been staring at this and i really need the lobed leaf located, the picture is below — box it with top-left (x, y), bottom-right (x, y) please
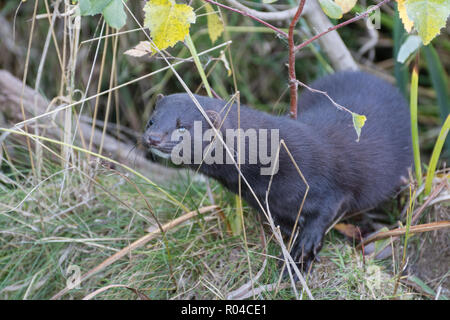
top-left (405, 0), bottom-right (450, 45)
top-left (143, 0), bottom-right (196, 53)
top-left (397, 0), bottom-right (414, 32)
top-left (103, 0), bottom-right (127, 29)
top-left (78, 0), bottom-right (127, 29)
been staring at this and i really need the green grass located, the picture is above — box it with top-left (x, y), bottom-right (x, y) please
top-left (1, 0), bottom-right (447, 301)
top-left (0, 146), bottom-right (413, 300)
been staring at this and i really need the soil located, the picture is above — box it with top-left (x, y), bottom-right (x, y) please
top-left (408, 203), bottom-right (450, 295)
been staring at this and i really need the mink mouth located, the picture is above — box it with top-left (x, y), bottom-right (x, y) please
top-left (148, 142), bottom-right (178, 159)
top-left (150, 147), bottom-right (171, 159)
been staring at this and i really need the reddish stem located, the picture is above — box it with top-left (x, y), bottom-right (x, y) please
top-left (202, 0), bottom-right (392, 120)
top-left (294, 0), bottom-right (391, 52)
top-left (202, 0), bottom-right (288, 38)
top-left (288, 0), bottom-right (306, 119)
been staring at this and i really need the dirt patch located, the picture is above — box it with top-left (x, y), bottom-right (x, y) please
top-left (408, 203), bottom-right (450, 295)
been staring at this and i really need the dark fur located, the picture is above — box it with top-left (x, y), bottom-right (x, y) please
top-left (142, 71), bottom-right (412, 269)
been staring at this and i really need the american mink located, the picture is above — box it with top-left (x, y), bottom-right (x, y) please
top-left (142, 71), bottom-right (412, 270)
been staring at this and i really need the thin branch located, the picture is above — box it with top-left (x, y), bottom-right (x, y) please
top-left (294, 79), bottom-right (353, 115)
top-left (220, 0), bottom-right (357, 71)
top-left (288, 0), bottom-right (306, 119)
top-left (225, 0), bottom-right (312, 21)
top-left (202, 0), bottom-right (288, 38)
top-left (294, 0), bottom-right (391, 52)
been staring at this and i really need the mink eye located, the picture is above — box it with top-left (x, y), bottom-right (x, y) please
top-left (176, 118), bottom-right (186, 131)
top-left (146, 119), bottom-right (154, 129)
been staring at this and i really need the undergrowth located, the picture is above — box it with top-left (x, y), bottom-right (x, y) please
top-left (0, 143), bottom-right (414, 300)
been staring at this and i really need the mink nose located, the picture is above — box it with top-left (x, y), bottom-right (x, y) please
top-left (143, 132), bottom-right (162, 147)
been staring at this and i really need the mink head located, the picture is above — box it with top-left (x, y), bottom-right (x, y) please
top-left (142, 93), bottom-right (225, 163)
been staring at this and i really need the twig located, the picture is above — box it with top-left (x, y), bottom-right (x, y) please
top-left (411, 181), bottom-right (446, 223)
top-left (295, 79), bottom-right (353, 115)
top-left (202, 0), bottom-right (288, 38)
top-left (225, 0), bottom-right (311, 21)
top-left (206, 0), bottom-right (361, 113)
top-left (356, 220), bottom-right (450, 249)
top-left (222, 0), bottom-right (357, 71)
top-left (288, 0), bottom-right (306, 119)
top-left (294, 0), bottom-right (391, 52)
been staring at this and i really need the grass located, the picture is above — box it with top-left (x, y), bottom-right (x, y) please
top-left (0, 143), bottom-right (415, 299)
top-left (0, 0), bottom-right (448, 300)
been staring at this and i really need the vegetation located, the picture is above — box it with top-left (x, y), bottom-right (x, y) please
top-left (0, 0), bottom-right (448, 300)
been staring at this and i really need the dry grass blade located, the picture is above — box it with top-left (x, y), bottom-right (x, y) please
top-left (357, 220), bottom-right (450, 249)
top-left (82, 284), bottom-right (150, 300)
top-left (266, 140), bottom-right (312, 299)
top-left (226, 224), bottom-right (268, 299)
top-left (51, 205), bottom-right (219, 299)
top-left (412, 179), bottom-right (448, 223)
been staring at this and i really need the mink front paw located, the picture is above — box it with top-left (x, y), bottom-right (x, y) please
top-left (279, 229), bottom-right (324, 281)
top-left (290, 228), bottom-right (324, 273)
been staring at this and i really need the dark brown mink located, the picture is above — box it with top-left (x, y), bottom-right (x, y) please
top-left (142, 71), bottom-right (412, 270)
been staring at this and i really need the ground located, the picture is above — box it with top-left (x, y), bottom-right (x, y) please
top-left (1, 162), bottom-right (447, 300)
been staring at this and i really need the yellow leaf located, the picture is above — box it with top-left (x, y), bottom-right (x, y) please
top-left (404, 0), bottom-right (450, 45)
top-left (397, 0), bottom-right (414, 32)
top-left (205, 3), bottom-right (224, 44)
top-left (143, 0), bottom-right (196, 52)
top-left (335, 0), bottom-right (358, 14)
top-left (352, 112), bottom-right (367, 142)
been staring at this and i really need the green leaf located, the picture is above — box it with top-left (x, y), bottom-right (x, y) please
top-left (79, 0), bottom-right (93, 15)
top-left (404, 0), bottom-right (450, 45)
top-left (424, 115), bottom-right (450, 195)
top-left (319, 0), bottom-right (343, 19)
top-left (352, 112), bottom-right (367, 142)
top-left (79, 0), bottom-right (112, 16)
top-left (78, 0), bottom-right (127, 29)
top-left (410, 62), bottom-right (422, 183)
top-left (408, 275), bottom-right (448, 299)
top-left (397, 35), bottom-right (422, 63)
top-left (423, 44), bottom-right (450, 158)
top-left (102, 0), bottom-right (127, 29)
top-left (393, 3), bottom-right (410, 97)
top-left (423, 45), bottom-right (450, 126)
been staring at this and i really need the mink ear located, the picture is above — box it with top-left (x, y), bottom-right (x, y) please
top-left (205, 110), bottom-right (222, 129)
top-left (156, 93), bottom-right (164, 102)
